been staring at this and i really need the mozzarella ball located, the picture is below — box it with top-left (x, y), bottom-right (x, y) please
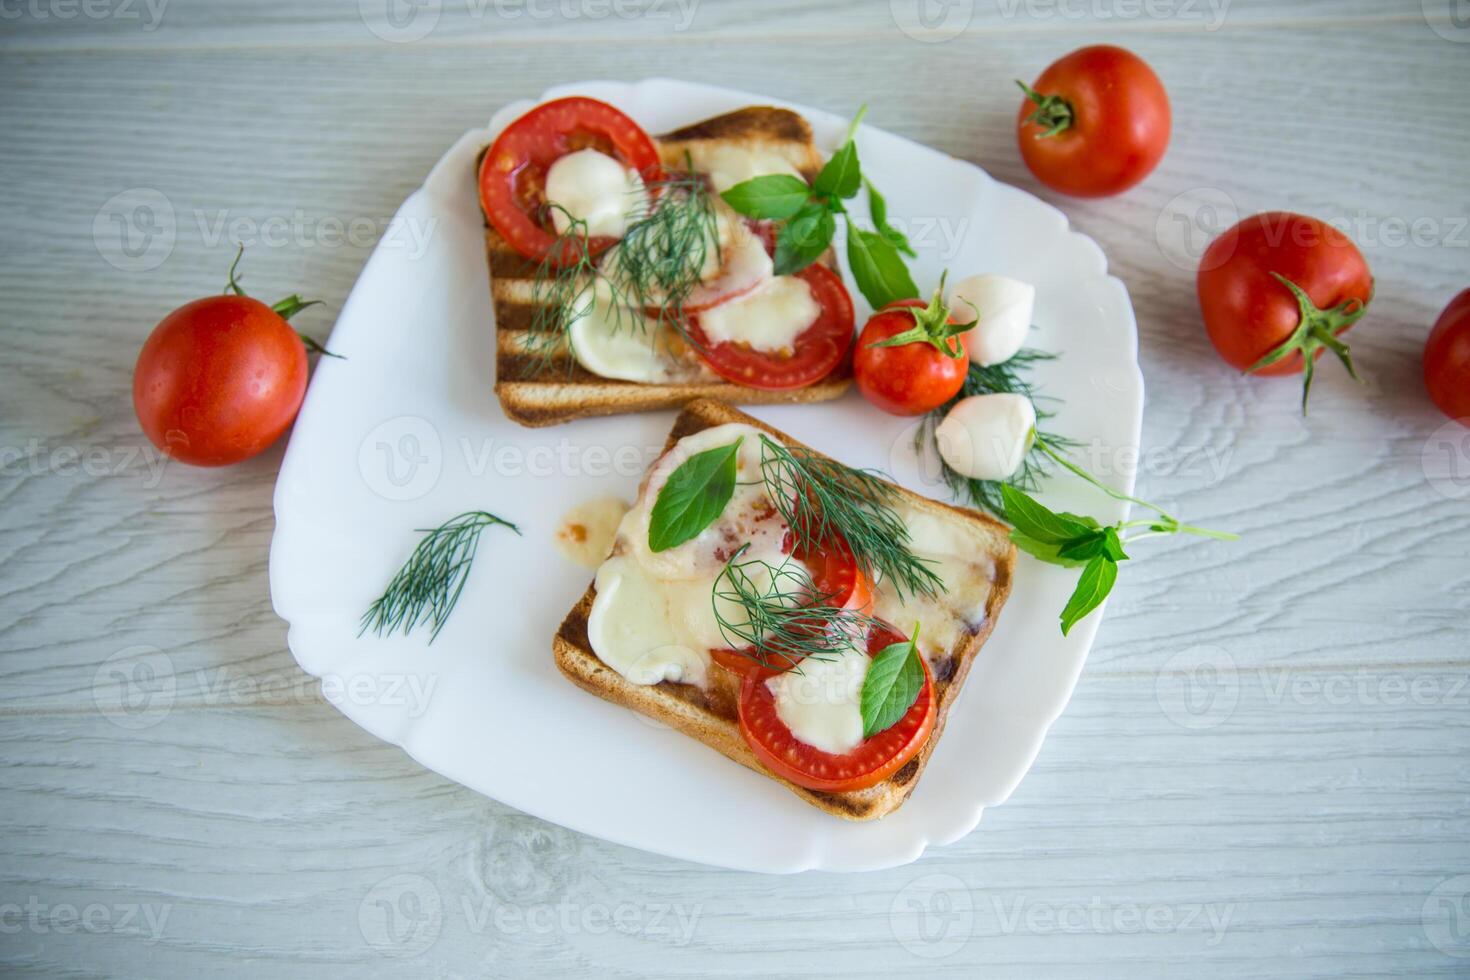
top-left (949, 274), bottom-right (1036, 367)
top-left (543, 149), bottom-right (647, 238)
top-left (935, 393), bottom-right (1038, 481)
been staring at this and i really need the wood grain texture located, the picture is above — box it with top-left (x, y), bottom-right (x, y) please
top-left (0, 5), bottom-right (1467, 977)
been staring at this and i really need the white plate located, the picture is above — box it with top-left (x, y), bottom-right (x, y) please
top-left (269, 78), bottom-right (1142, 874)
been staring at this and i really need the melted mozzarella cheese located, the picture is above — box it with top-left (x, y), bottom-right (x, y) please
top-left (623, 424), bottom-right (790, 582)
top-left (871, 506), bottom-right (996, 663)
top-left (588, 556), bottom-right (709, 687)
top-left (568, 300), bottom-right (705, 384)
top-left (766, 647), bottom-right (870, 755)
top-left (680, 144), bottom-right (804, 193)
top-left (544, 148), bottom-right (647, 239)
top-left (554, 497), bottom-right (630, 569)
top-left (587, 424), bottom-right (795, 689)
top-left (695, 275), bottom-right (820, 353)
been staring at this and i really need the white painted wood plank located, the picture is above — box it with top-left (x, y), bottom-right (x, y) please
top-left (0, 0), bottom-right (1426, 51)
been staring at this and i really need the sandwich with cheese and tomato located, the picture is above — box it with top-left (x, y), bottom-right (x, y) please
top-left (553, 399), bottom-right (1016, 820)
top-left (478, 97), bottom-right (856, 427)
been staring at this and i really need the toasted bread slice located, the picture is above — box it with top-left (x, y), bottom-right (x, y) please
top-left (552, 400), bottom-right (1017, 821)
top-left (485, 106), bottom-right (851, 428)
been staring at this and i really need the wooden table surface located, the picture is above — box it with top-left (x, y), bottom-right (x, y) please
top-left (3, 1), bottom-right (1468, 976)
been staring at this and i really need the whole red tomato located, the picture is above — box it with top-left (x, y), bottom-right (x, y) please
top-left (1016, 45), bottom-right (1170, 198)
top-left (134, 253), bottom-right (326, 466)
top-left (853, 285), bottom-right (972, 417)
top-left (1197, 212), bottom-right (1373, 412)
top-left (1425, 289), bottom-right (1470, 424)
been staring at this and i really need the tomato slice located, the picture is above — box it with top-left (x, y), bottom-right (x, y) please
top-left (709, 536), bottom-right (872, 680)
top-left (687, 262), bottom-right (855, 390)
top-left (738, 623), bottom-right (936, 793)
top-left (478, 97), bottom-right (661, 266)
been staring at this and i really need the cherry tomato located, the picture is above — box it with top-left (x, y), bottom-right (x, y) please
top-left (853, 297), bottom-right (971, 416)
top-left (133, 294), bottom-right (308, 467)
top-left (1425, 288), bottom-right (1470, 424)
top-left (1016, 45), bottom-right (1170, 198)
top-left (687, 263), bottom-right (855, 390)
top-left (738, 623), bottom-right (935, 793)
top-left (1197, 212), bottom-right (1374, 411)
top-left (709, 536), bottom-right (873, 679)
top-left (478, 96), bottom-right (661, 265)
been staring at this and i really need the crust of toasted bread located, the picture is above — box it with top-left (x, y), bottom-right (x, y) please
top-left (552, 400), bottom-right (1017, 820)
top-left (484, 106), bottom-right (849, 428)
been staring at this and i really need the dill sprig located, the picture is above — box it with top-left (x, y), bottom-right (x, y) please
top-left (712, 546), bottom-right (878, 670)
top-left (523, 167), bottom-right (720, 377)
top-left (360, 511), bottom-right (520, 643)
top-left (917, 348), bottom-right (1075, 518)
top-left (757, 435), bottom-right (942, 601)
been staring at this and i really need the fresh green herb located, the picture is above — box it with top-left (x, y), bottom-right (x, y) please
top-left (866, 272), bottom-right (968, 358)
top-left (524, 169), bottom-right (719, 376)
top-left (860, 622), bottom-right (924, 738)
top-left (1001, 452), bottom-right (1237, 636)
top-left (813, 139), bottom-right (861, 199)
top-left (774, 202), bottom-right (835, 276)
top-left (648, 437), bottom-right (743, 553)
top-left (720, 105), bottom-right (920, 309)
top-left (361, 511), bottom-right (521, 643)
top-left (720, 174), bottom-right (810, 219)
top-left (865, 179), bottom-right (916, 257)
top-left (846, 228), bottom-right (919, 309)
top-left (917, 348), bottom-right (1070, 517)
top-left (756, 435), bottom-right (942, 601)
top-left (712, 546), bottom-right (877, 670)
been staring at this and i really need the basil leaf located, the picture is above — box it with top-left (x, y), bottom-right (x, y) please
top-left (845, 226), bottom-right (919, 310)
top-left (866, 179), bottom-right (916, 257)
top-left (1059, 554), bottom-right (1118, 635)
top-left (1101, 526), bottom-right (1129, 562)
top-left (648, 437), bottom-right (743, 553)
top-left (1011, 531), bottom-right (1093, 568)
top-left (860, 630), bottom-right (923, 739)
top-left (1000, 484), bottom-right (1096, 546)
top-left (720, 175), bottom-right (813, 220)
top-left (774, 204), bottom-right (835, 275)
top-left (1057, 531), bottom-right (1107, 562)
top-left (814, 141), bottom-right (861, 199)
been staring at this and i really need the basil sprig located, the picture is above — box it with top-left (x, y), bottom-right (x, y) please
top-left (860, 623), bottom-right (924, 738)
top-left (720, 106), bottom-right (919, 309)
top-left (1001, 446), bottom-right (1238, 635)
top-left (648, 437), bottom-right (743, 553)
